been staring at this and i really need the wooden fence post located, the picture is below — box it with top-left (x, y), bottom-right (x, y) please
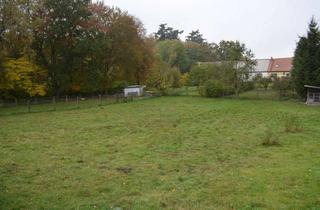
top-left (99, 94), bottom-right (102, 106)
top-left (66, 95), bottom-right (69, 103)
top-left (53, 96), bottom-right (56, 111)
top-left (77, 96), bottom-right (79, 109)
top-left (27, 99), bottom-right (31, 113)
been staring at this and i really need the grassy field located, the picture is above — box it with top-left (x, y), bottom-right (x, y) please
top-left (1, 96), bottom-right (320, 209)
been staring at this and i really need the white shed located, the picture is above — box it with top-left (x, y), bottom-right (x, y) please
top-left (124, 85), bottom-right (144, 97)
top-left (305, 85), bottom-right (320, 105)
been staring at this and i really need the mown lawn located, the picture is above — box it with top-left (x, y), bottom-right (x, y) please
top-left (1, 96), bottom-right (320, 210)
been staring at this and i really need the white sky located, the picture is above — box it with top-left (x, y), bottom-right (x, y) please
top-left (101, 0), bottom-right (320, 58)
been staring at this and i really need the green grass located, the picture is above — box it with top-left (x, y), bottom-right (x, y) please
top-left (1, 96), bottom-right (320, 209)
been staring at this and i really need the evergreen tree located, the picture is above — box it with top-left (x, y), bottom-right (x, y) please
top-left (292, 18), bottom-right (320, 98)
top-left (186, 30), bottom-right (206, 44)
top-left (154, 24), bottom-right (183, 41)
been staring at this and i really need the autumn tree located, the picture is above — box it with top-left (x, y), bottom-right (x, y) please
top-left (0, 0), bottom-right (33, 59)
top-left (84, 3), bottom-right (154, 93)
top-left (0, 57), bottom-right (47, 99)
top-left (32, 0), bottom-right (91, 96)
top-left (0, 0), bottom-right (47, 99)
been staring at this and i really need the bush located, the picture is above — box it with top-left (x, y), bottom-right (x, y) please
top-left (261, 129), bottom-right (280, 146)
top-left (199, 80), bottom-right (225, 98)
top-left (108, 81), bottom-right (127, 94)
top-left (206, 80), bottom-right (224, 97)
top-left (198, 85), bottom-right (207, 97)
top-left (241, 81), bottom-right (255, 92)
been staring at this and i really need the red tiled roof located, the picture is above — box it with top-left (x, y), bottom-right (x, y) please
top-left (268, 57), bottom-right (293, 72)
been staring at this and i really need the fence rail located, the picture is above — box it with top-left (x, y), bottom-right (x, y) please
top-left (0, 93), bottom-right (155, 116)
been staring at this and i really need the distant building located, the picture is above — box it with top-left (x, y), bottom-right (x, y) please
top-left (124, 85), bottom-right (144, 97)
top-left (198, 57), bottom-right (294, 79)
top-left (252, 59), bottom-right (270, 78)
top-left (268, 57), bottom-right (293, 78)
top-left (252, 57), bottom-right (293, 78)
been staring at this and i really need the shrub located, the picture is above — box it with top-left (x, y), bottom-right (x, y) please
top-left (108, 81), bottom-right (127, 94)
top-left (261, 129), bottom-right (280, 146)
top-left (198, 85), bottom-right (207, 97)
top-left (241, 81), bottom-right (255, 92)
top-left (284, 116), bottom-right (303, 133)
top-left (203, 80), bottom-right (224, 98)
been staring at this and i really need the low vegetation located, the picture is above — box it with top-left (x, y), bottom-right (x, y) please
top-left (261, 128), bottom-right (280, 146)
top-left (1, 96), bottom-right (320, 209)
top-left (284, 115), bottom-right (304, 133)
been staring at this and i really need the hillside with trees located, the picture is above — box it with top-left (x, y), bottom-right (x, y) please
top-left (0, 0), bottom-right (257, 100)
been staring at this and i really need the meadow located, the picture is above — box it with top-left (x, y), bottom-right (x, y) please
top-left (1, 95), bottom-right (320, 209)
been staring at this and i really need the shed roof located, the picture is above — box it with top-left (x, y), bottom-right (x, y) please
top-left (304, 85), bottom-right (320, 90)
top-left (125, 85), bottom-right (144, 89)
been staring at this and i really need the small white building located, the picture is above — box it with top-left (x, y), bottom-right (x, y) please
top-left (305, 85), bottom-right (320, 105)
top-left (124, 85), bottom-right (144, 97)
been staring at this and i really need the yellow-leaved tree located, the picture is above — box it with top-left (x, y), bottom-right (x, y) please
top-left (0, 57), bottom-right (47, 98)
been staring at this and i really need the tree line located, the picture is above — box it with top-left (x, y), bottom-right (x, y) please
top-left (0, 0), bottom-right (154, 99)
top-left (7, 0), bottom-right (308, 102)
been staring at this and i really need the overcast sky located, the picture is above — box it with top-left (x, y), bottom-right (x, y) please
top-left (102, 0), bottom-right (320, 58)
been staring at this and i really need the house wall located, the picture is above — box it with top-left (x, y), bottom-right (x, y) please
top-left (254, 59), bottom-right (270, 73)
top-left (269, 72), bottom-right (290, 78)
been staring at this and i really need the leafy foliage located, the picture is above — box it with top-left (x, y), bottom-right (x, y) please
top-left (202, 80), bottom-right (225, 97)
top-left (213, 40), bottom-right (256, 96)
top-left (184, 42), bottom-right (214, 68)
top-left (155, 40), bottom-right (190, 72)
top-left (0, 1), bottom-right (256, 99)
top-left (0, 0), bottom-right (155, 97)
top-left (188, 40), bottom-right (255, 98)
top-left (272, 77), bottom-right (293, 99)
top-left (147, 58), bottom-right (181, 94)
top-left (254, 74), bottom-right (272, 90)
top-left (0, 0), bottom-right (33, 58)
top-left (0, 57), bottom-right (47, 98)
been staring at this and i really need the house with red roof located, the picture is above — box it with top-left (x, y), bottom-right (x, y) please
top-left (199, 57), bottom-right (294, 79)
top-left (267, 57), bottom-right (293, 78)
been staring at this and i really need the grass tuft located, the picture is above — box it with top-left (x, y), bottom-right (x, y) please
top-left (284, 115), bottom-right (304, 133)
top-left (261, 128), bottom-right (280, 146)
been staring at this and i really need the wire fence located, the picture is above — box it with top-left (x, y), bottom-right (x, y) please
top-left (0, 93), bottom-right (158, 116)
top-left (0, 87), bottom-right (300, 116)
